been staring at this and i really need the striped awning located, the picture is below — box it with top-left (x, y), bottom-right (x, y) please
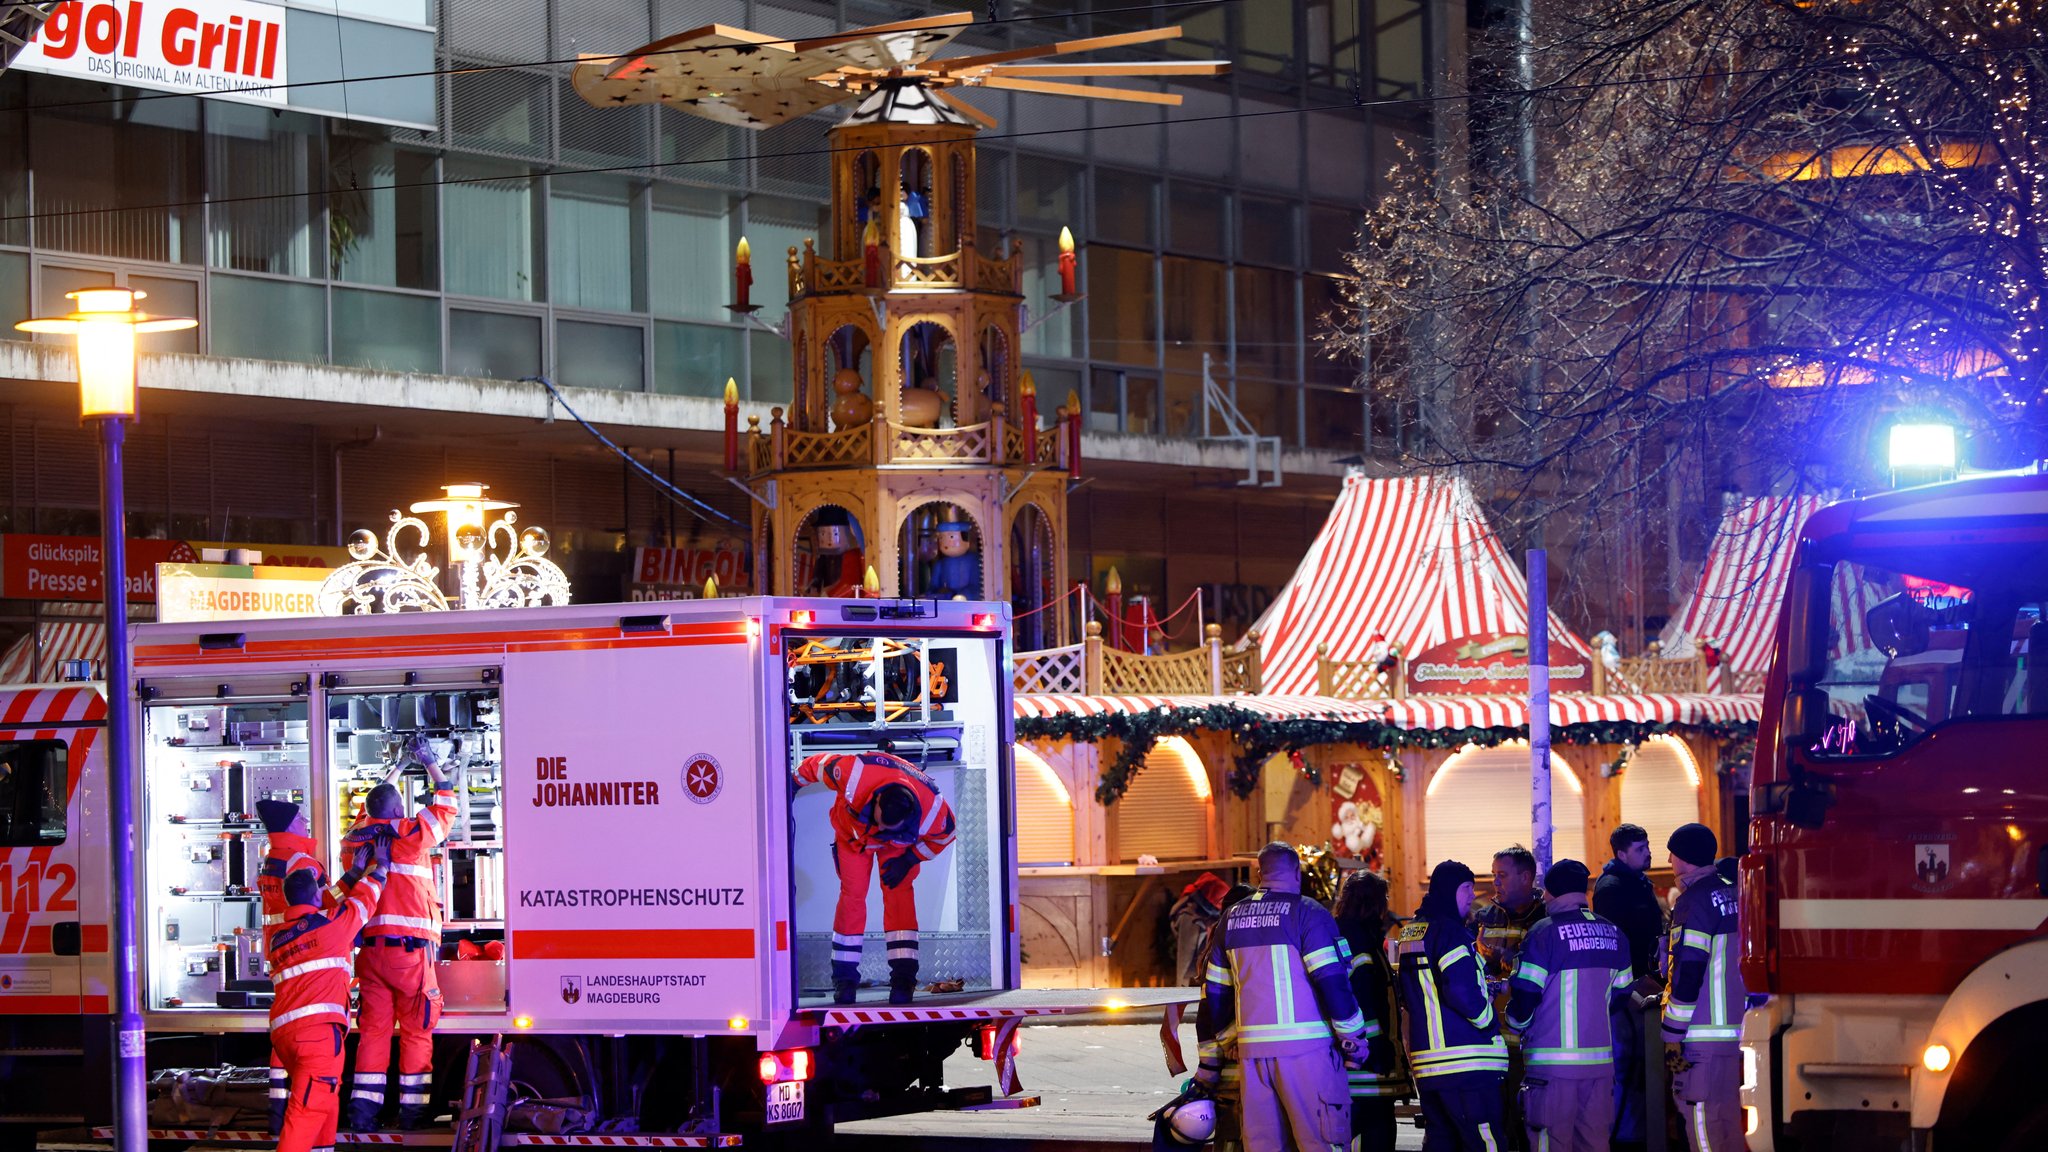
top-left (1015, 691), bottom-right (1762, 732)
top-left (0, 621), bottom-right (105, 684)
top-left (1374, 692), bottom-right (1763, 732)
top-left (1014, 693), bottom-right (1384, 724)
top-left (1250, 472), bottom-right (1594, 696)
top-left (1663, 495), bottom-right (1826, 671)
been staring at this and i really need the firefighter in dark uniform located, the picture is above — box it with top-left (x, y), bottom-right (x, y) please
top-left (1399, 860), bottom-right (1510, 1151)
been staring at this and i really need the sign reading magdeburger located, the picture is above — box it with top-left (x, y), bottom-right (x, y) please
top-left (23, 0), bottom-right (287, 104)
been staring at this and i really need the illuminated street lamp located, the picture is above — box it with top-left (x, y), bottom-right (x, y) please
top-left (17, 288), bottom-right (196, 1152)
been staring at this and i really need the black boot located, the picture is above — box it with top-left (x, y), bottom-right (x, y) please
top-left (888, 958), bottom-right (918, 1005)
top-left (343, 1097), bottom-right (382, 1132)
top-left (833, 980), bottom-right (859, 1005)
top-left (396, 1105), bottom-right (433, 1131)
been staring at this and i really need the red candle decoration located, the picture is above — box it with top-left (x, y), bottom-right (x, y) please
top-left (733, 236), bottom-right (753, 310)
top-left (862, 216), bottom-right (882, 288)
top-left (1104, 567), bottom-right (1123, 651)
top-left (1057, 226), bottom-right (1077, 297)
top-left (722, 378), bottom-right (740, 472)
top-left (1066, 390), bottom-right (1083, 479)
top-left (1019, 371), bottom-right (1039, 465)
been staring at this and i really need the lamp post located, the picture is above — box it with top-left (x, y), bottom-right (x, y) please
top-left (409, 483), bottom-right (517, 609)
top-left (17, 288), bottom-right (196, 1152)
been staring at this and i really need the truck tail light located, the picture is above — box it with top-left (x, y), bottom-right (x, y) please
top-left (790, 610), bottom-right (815, 626)
top-left (971, 613), bottom-right (997, 629)
top-left (758, 1049), bottom-right (814, 1083)
top-left (976, 1023), bottom-right (1021, 1060)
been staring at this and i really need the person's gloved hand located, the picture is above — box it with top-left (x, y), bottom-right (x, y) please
top-left (1664, 1042), bottom-right (1692, 1076)
top-left (1339, 1036), bottom-right (1368, 1071)
top-left (879, 853), bottom-right (916, 889)
top-left (403, 734), bottom-right (439, 769)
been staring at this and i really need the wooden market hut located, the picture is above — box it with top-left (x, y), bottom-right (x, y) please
top-left (1007, 471), bottom-right (1770, 988)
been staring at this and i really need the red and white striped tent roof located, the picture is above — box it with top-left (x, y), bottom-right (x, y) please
top-left (1661, 495), bottom-right (1826, 672)
top-left (1014, 691), bottom-right (1761, 730)
top-left (0, 620), bottom-right (105, 684)
top-left (1250, 472), bottom-right (1593, 696)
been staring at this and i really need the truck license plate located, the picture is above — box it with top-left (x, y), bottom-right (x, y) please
top-left (766, 1080), bottom-right (805, 1125)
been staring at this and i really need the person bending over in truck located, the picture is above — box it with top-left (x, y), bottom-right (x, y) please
top-left (272, 860), bottom-right (387, 1152)
top-left (343, 735), bottom-right (458, 1131)
top-left (792, 750), bottom-right (956, 1005)
top-left (1660, 824), bottom-right (1745, 1152)
top-left (255, 799), bottom-right (329, 1135)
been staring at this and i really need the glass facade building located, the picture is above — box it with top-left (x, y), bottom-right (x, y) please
top-left (0, 0), bottom-right (1439, 453)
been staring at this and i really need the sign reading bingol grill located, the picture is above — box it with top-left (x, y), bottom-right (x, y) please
top-left (22, 0), bottom-right (287, 103)
top-left (14, 0), bottom-right (436, 129)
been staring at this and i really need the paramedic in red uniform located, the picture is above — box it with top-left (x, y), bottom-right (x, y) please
top-left (256, 799), bottom-right (327, 1134)
top-left (792, 750), bottom-right (956, 1005)
top-left (343, 735), bottom-right (458, 1131)
top-left (272, 860), bottom-right (386, 1152)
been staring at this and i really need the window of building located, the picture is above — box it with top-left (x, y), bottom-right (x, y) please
top-left (0, 77), bottom-right (27, 248)
top-left (1234, 380), bottom-right (1289, 439)
top-left (1015, 232), bottom-right (1080, 360)
top-left (745, 196), bottom-right (825, 326)
top-left (1162, 256), bottom-right (1228, 376)
top-left (1308, 205), bottom-right (1360, 275)
top-left (1168, 182), bottom-right (1229, 258)
top-left (1093, 169), bottom-right (1157, 247)
top-left (1016, 155), bottom-right (1083, 233)
top-left (653, 321), bottom-right (742, 398)
top-left (448, 62), bottom-right (551, 159)
top-left (1304, 386), bottom-right (1366, 451)
top-left (444, 159), bottom-right (543, 302)
top-left (1086, 245), bottom-right (1158, 365)
top-left (1305, 274), bottom-right (1359, 386)
top-left (0, 740), bottom-right (69, 846)
top-left (750, 328), bottom-right (792, 405)
top-left (332, 288), bottom-right (440, 374)
top-left (209, 275), bottom-right (325, 365)
top-left (649, 185), bottom-right (730, 323)
top-left (0, 251), bottom-right (28, 340)
top-left (1239, 197), bottom-right (1298, 267)
top-left (556, 319), bottom-right (645, 391)
top-left (1304, 0), bottom-right (1365, 88)
top-left (29, 76), bottom-right (202, 264)
top-left (449, 308), bottom-right (542, 380)
top-left (658, 108), bottom-right (745, 189)
top-left (1424, 744), bottom-right (1589, 868)
top-left (206, 105), bottom-right (324, 279)
top-left (1238, 0), bottom-right (1298, 78)
top-left (550, 175), bottom-right (643, 314)
top-left (1233, 265), bottom-right (1298, 380)
top-left (328, 138), bottom-right (438, 291)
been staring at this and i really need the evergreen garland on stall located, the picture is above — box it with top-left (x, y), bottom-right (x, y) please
top-left (1012, 704), bottom-right (1758, 804)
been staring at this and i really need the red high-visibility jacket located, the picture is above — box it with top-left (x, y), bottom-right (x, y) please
top-left (268, 870), bottom-right (384, 1033)
top-left (343, 788), bottom-right (456, 943)
top-left (258, 830), bottom-right (328, 932)
top-left (792, 751), bottom-right (956, 860)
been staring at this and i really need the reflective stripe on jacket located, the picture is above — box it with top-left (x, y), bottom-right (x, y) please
top-left (1396, 913), bottom-right (1509, 1085)
top-left (1506, 905), bottom-right (1631, 1075)
top-left (1663, 871), bottom-right (1745, 1047)
top-left (344, 789), bottom-right (455, 942)
top-left (792, 751), bottom-right (956, 859)
top-left (1337, 924), bottom-right (1411, 1099)
top-left (1198, 889), bottom-right (1367, 1058)
top-left (269, 870), bottom-right (384, 1032)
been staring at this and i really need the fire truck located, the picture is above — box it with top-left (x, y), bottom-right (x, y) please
top-left (1742, 466), bottom-right (2048, 1151)
top-left (0, 597), bottom-right (1167, 1147)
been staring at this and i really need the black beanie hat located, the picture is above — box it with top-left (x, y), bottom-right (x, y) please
top-left (255, 799), bottom-right (299, 835)
top-left (1669, 822), bottom-right (1718, 868)
top-left (1544, 858), bottom-right (1592, 897)
top-left (1429, 859), bottom-right (1476, 892)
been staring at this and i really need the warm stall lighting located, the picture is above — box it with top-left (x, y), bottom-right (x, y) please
top-left (1154, 736), bottom-right (1211, 801)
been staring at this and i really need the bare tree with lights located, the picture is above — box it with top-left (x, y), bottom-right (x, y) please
top-left (1330, 0), bottom-right (2047, 613)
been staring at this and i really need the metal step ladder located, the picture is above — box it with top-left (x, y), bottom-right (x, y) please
top-left (451, 1036), bottom-right (512, 1152)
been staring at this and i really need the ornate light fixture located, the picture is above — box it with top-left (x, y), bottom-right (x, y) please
top-left (319, 483), bottom-right (571, 614)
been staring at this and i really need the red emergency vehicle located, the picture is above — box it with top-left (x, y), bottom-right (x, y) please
top-left (1742, 466), bottom-right (2048, 1151)
top-left (0, 597), bottom-right (1175, 1148)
